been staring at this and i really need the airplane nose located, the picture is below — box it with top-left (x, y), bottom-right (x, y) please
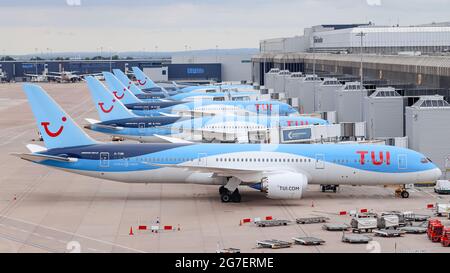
top-left (432, 167), bottom-right (443, 180)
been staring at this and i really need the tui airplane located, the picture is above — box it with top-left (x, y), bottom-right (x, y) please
top-left (12, 84), bottom-right (442, 202)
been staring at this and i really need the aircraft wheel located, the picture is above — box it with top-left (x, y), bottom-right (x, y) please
top-left (401, 190), bottom-right (410, 199)
top-left (219, 186), bottom-right (226, 195)
top-left (231, 189), bottom-right (241, 203)
top-left (221, 193), bottom-right (231, 203)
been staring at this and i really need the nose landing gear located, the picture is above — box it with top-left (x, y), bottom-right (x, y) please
top-left (395, 185), bottom-right (410, 199)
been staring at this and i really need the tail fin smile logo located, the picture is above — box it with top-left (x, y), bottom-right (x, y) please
top-left (112, 89), bottom-right (125, 100)
top-left (41, 116), bottom-right (66, 137)
top-left (98, 99), bottom-right (115, 113)
top-left (137, 79), bottom-right (147, 86)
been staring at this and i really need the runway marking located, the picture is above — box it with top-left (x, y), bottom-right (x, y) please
top-left (0, 215), bottom-right (145, 253)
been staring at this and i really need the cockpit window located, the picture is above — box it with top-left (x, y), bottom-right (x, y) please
top-left (421, 158), bottom-right (430, 163)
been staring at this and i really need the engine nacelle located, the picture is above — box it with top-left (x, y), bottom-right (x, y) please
top-left (260, 172), bottom-right (308, 199)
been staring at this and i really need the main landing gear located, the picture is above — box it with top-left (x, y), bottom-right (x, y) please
top-left (219, 186), bottom-right (241, 203)
top-left (395, 185), bottom-right (410, 199)
top-left (320, 184), bottom-right (339, 193)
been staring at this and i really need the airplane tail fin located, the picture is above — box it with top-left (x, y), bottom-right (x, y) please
top-left (112, 69), bottom-right (146, 96)
top-left (22, 84), bottom-right (97, 149)
top-left (85, 76), bottom-right (136, 122)
top-left (103, 72), bottom-right (141, 104)
top-left (132, 66), bottom-right (157, 89)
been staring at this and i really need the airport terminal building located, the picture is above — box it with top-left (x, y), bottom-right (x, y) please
top-left (252, 23), bottom-right (450, 172)
top-left (0, 58), bottom-right (222, 83)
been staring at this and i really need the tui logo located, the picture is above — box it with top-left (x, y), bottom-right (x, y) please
top-left (357, 151), bottom-right (391, 165)
top-left (137, 79), bottom-right (147, 86)
top-left (41, 116), bottom-right (66, 137)
top-left (112, 88), bottom-right (126, 100)
top-left (98, 99), bottom-right (115, 113)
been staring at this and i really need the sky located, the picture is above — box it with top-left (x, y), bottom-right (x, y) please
top-left (1, 0), bottom-right (450, 55)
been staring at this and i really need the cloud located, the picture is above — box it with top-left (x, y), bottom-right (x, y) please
top-left (1, 0), bottom-right (450, 54)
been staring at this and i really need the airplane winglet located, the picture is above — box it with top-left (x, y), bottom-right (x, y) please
top-left (153, 134), bottom-right (193, 144)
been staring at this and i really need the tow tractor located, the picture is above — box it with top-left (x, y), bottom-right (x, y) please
top-left (427, 219), bottom-right (444, 243)
top-left (441, 228), bottom-right (450, 247)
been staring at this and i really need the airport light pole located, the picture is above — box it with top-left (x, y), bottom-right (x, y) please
top-left (312, 36), bottom-right (320, 112)
top-left (356, 31), bottom-right (366, 91)
top-left (34, 48), bottom-right (38, 76)
top-left (312, 36), bottom-right (319, 75)
top-left (263, 41), bottom-right (266, 86)
top-left (282, 38), bottom-right (286, 70)
top-left (356, 31), bottom-right (366, 123)
top-left (109, 47), bottom-right (113, 72)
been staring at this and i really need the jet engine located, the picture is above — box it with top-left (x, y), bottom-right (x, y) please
top-left (251, 172), bottom-right (308, 199)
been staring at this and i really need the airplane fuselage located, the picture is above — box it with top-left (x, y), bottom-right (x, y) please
top-left (32, 143), bottom-right (441, 187)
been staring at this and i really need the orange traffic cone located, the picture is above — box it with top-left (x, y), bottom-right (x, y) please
top-left (129, 226), bottom-right (134, 236)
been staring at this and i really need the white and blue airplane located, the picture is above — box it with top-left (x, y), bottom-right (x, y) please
top-left (131, 66), bottom-right (256, 94)
top-left (88, 75), bottom-right (297, 117)
top-left (103, 72), bottom-right (186, 112)
top-left (13, 84), bottom-right (442, 202)
top-left (85, 76), bottom-right (327, 142)
top-left (168, 90), bottom-right (258, 102)
top-left (114, 68), bottom-right (258, 103)
top-left (155, 99), bottom-right (299, 117)
top-left (113, 69), bottom-right (172, 100)
top-left (131, 66), bottom-right (179, 96)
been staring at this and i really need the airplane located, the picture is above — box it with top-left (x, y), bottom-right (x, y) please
top-left (0, 70), bottom-right (6, 82)
top-left (131, 66), bottom-right (255, 95)
top-left (13, 83), bottom-right (442, 202)
top-left (153, 99), bottom-right (299, 117)
top-left (47, 71), bottom-right (83, 83)
top-left (90, 74), bottom-right (294, 117)
top-left (24, 71), bottom-right (50, 82)
top-left (108, 71), bottom-right (256, 104)
top-left (113, 69), bottom-right (172, 100)
top-left (85, 76), bottom-right (326, 142)
top-left (103, 72), bottom-right (186, 112)
top-left (131, 67), bottom-right (179, 96)
top-left (168, 90), bottom-right (259, 102)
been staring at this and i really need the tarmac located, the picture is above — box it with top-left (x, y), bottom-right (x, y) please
top-left (0, 82), bottom-right (449, 253)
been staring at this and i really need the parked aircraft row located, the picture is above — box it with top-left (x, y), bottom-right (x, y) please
top-left (12, 68), bottom-right (442, 202)
top-left (82, 71), bottom-right (316, 142)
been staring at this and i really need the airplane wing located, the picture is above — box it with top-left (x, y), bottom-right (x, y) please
top-left (11, 153), bottom-right (78, 163)
top-left (158, 112), bottom-right (181, 118)
top-left (145, 162), bottom-right (285, 182)
top-left (153, 134), bottom-right (193, 144)
top-left (150, 163), bottom-right (265, 182)
top-left (172, 109), bottom-right (218, 117)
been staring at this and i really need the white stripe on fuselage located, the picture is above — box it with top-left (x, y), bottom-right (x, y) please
top-left (46, 151), bottom-right (434, 186)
